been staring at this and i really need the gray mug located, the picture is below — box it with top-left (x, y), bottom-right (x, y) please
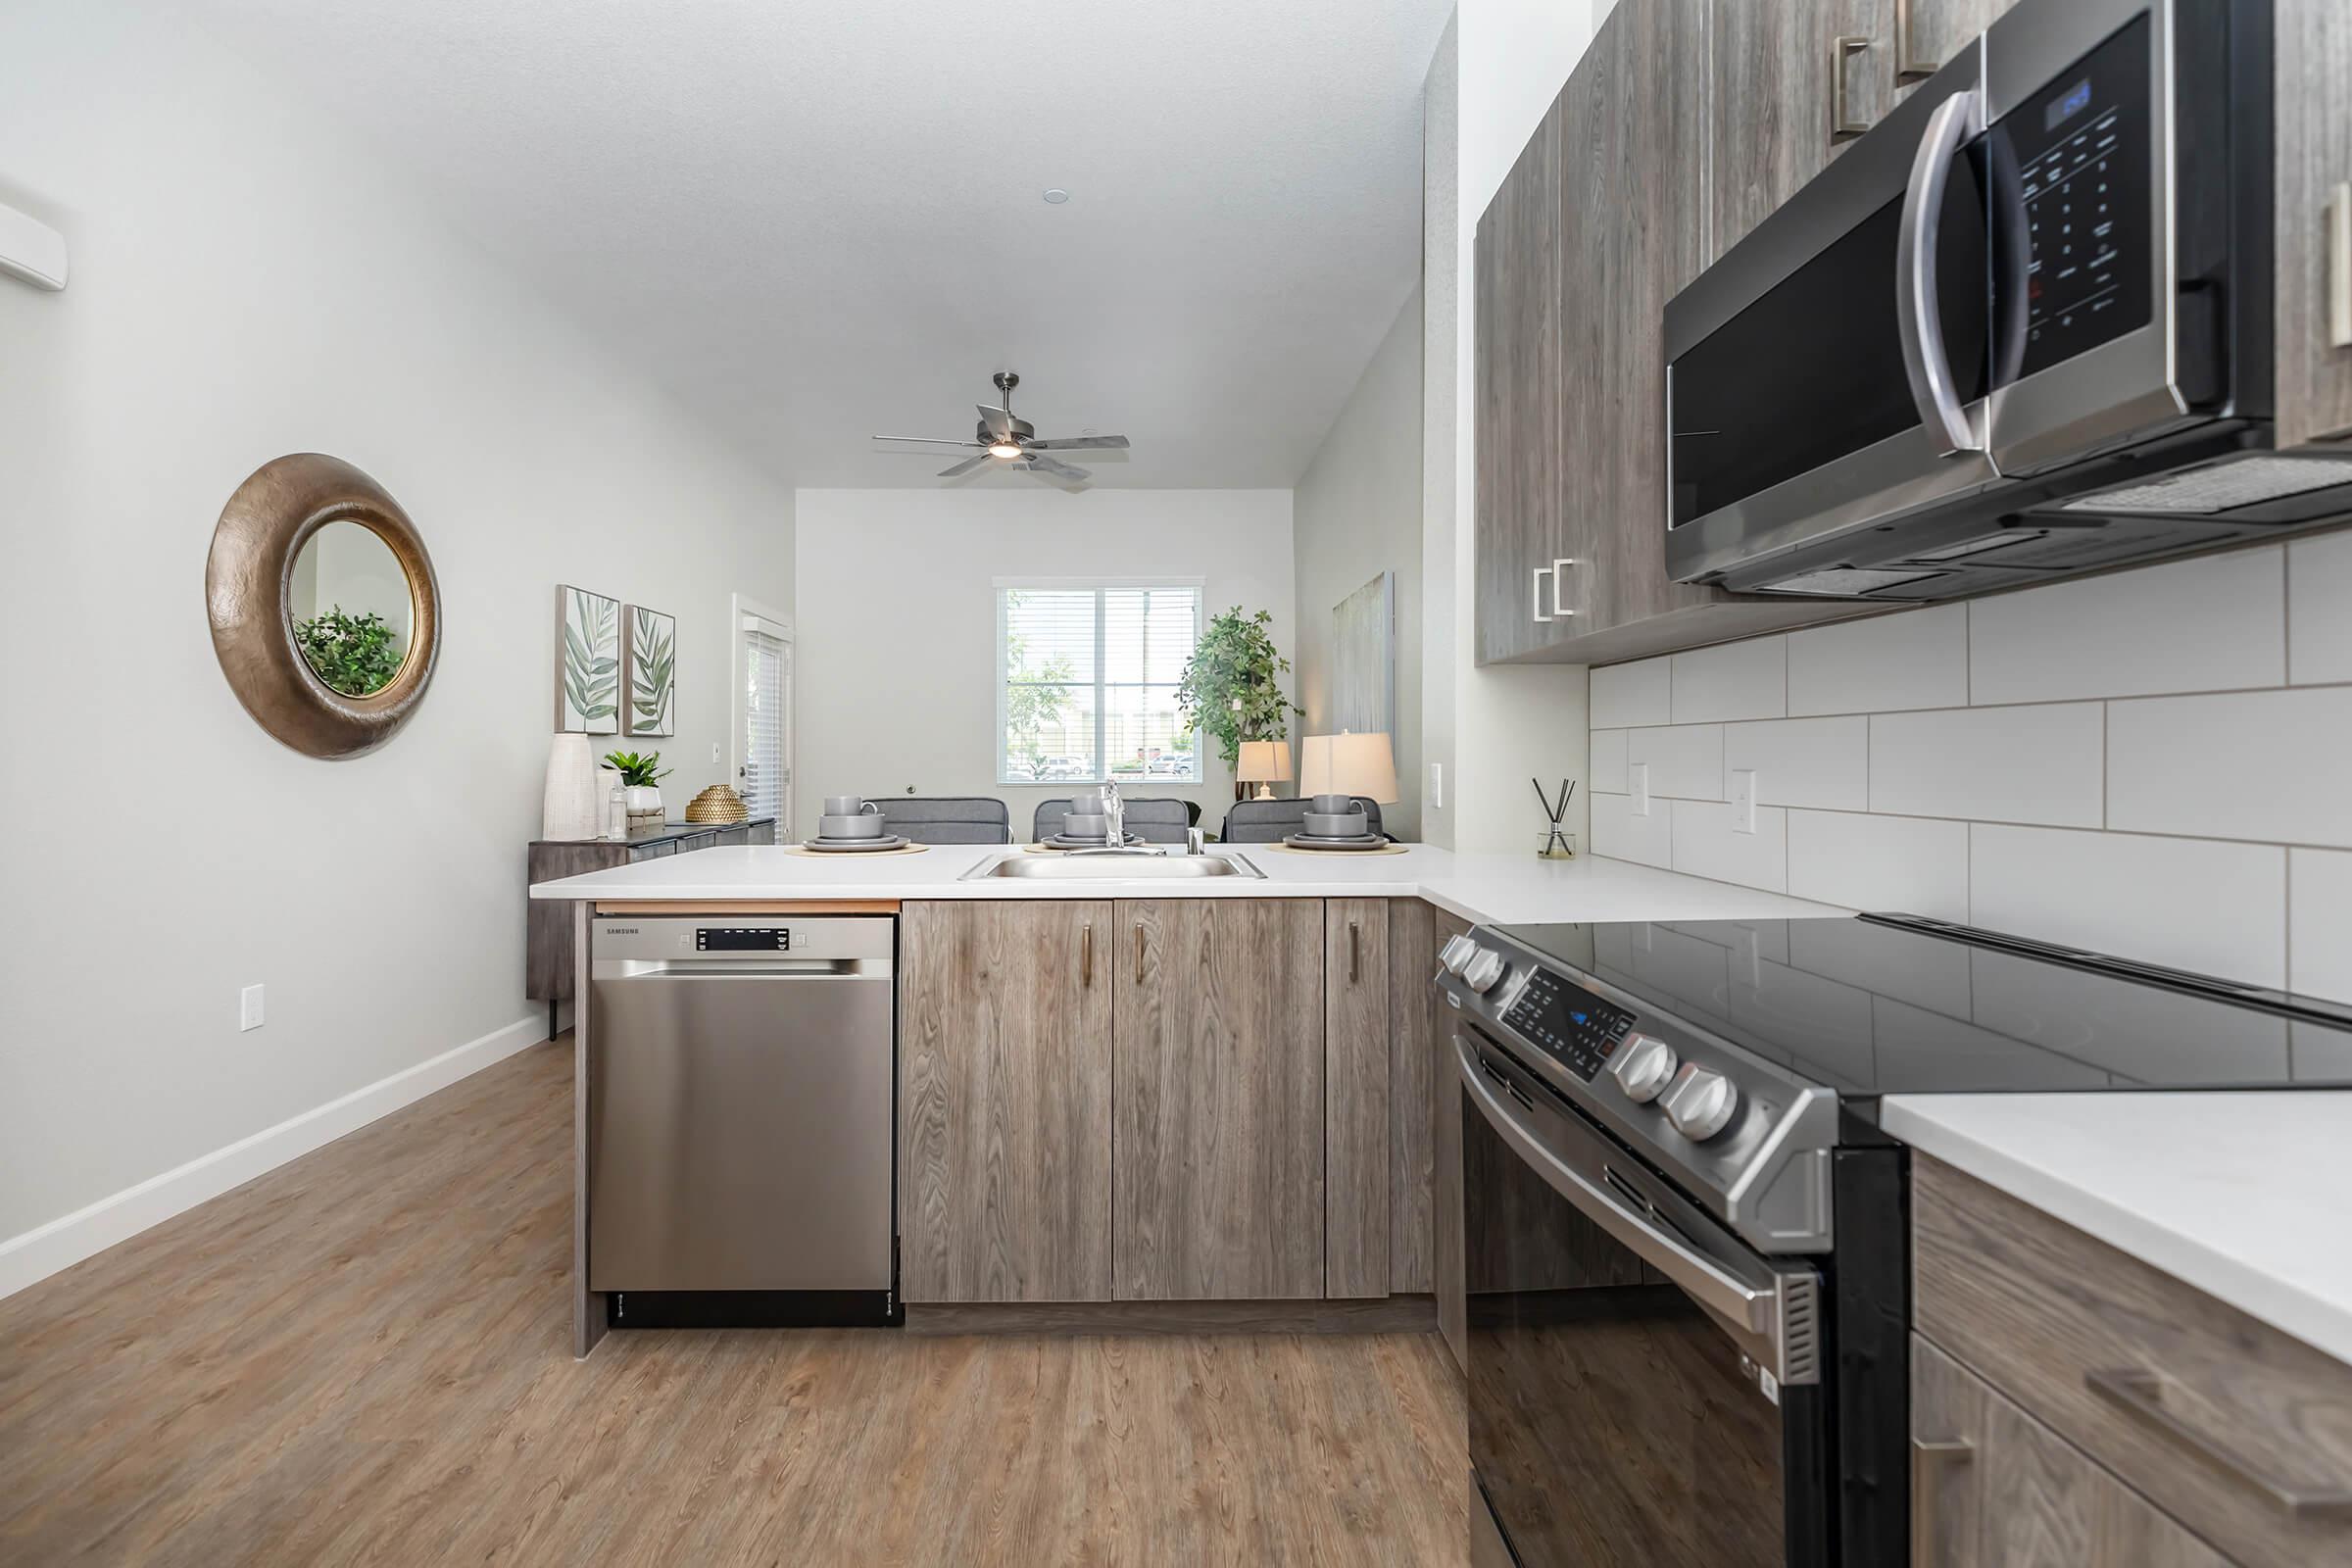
top-left (822, 796), bottom-right (880, 818)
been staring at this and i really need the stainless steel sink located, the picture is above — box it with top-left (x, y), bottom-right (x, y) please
top-left (964, 852), bottom-right (1264, 881)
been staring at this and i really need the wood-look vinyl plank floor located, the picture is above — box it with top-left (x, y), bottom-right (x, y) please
top-left (0, 1041), bottom-right (1467, 1565)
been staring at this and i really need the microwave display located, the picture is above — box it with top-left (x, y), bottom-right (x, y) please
top-left (1997, 15), bottom-right (2153, 379)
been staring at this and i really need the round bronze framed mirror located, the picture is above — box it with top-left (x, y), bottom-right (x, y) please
top-left (206, 454), bottom-right (441, 759)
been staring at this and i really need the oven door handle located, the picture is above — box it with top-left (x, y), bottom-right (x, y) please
top-left (1454, 1032), bottom-right (1817, 1384)
top-left (1895, 85), bottom-right (1987, 458)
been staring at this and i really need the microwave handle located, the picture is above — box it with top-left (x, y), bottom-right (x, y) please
top-left (1895, 87), bottom-right (1987, 457)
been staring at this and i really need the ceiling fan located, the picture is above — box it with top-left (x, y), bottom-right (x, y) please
top-left (870, 370), bottom-right (1130, 482)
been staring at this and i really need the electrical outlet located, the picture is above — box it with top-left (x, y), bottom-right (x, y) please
top-left (1730, 769), bottom-right (1757, 834)
top-left (1630, 762), bottom-right (1651, 816)
top-left (710, 741), bottom-right (721, 764)
top-left (1430, 761), bottom-right (1444, 808)
top-left (239, 984), bottom-right (266, 1031)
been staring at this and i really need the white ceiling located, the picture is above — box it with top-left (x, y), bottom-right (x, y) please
top-left (179, 0), bottom-right (1449, 488)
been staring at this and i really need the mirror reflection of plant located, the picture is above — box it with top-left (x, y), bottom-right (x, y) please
top-left (1174, 607), bottom-right (1302, 769)
top-left (602, 751), bottom-right (672, 787)
top-left (293, 606), bottom-right (404, 697)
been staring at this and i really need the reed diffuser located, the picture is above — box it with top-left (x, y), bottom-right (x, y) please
top-left (1533, 778), bottom-right (1577, 859)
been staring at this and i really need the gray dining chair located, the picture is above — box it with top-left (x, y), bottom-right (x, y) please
top-left (1034, 797), bottom-right (1193, 845)
top-left (1217, 796), bottom-right (1387, 844)
top-left (877, 797), bottom-right (1011, 845)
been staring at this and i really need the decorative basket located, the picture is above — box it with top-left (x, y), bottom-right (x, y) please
top-left (684, 784), bottom-right (750, 824)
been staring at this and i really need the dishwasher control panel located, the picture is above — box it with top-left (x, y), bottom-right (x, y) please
top-left (697, 927), bottom-right (791, 952)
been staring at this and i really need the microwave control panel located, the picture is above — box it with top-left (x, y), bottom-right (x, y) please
top-left (1503, 968), bottom-right (1637, 1082)
top-left (2001, 14), bottom-right (2153, 379)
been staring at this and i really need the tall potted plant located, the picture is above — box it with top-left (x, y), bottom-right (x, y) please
top-left (1175, 607), bottom-right (1303, 798)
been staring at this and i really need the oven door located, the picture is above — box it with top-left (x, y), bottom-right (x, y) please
top-left (1457, 1026), bottom-right (1831, 1567)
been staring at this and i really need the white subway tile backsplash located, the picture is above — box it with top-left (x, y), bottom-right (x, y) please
top-left (2289, 531), bottom-right (2352, 684)
top-left (2288, 849), bottom-right (2352, 1005)
top-left (1672, 801), bottom-right (1788, 892)
top-left (1869, 704), bottom-right (2104, 827)
top-left (1786, 604), bottom-right (1967, 715)
top-left (2107, 688), bottom-right (2352, 847)
top-left (1970, 825), bottom-right (2286, 989)
top-left (1590, 791), bottom-right (1671, 867)
top-left (1786, 809), bottom-right (1970, 920)
top-left (1590, 728), bottom-right (1629, 794)
top-left (1591, 657), bottom-right (1672, 728)
top-left (1968, 546), bottom-right (2285, 704)
top-left (1671, 638), bottom-right (1787, 723)
top-left (1722, 717), bottom-right (1868, 810)
top-left (1626, 724), bottom-right (1723, 800)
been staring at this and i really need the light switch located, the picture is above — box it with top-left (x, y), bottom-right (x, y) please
top-left (239, 984), bottom-right (266, 1031)
top-left (1430, 762), bottom-right (1444, 808)
top-left (1630, 762), bottom-right (1651, 817)
top-left (1731, 769), bottom-right (1756, 834)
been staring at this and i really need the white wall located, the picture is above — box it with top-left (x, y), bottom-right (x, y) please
top-left (1421, 1), bottom-right (1607, 853)
top-left (0, 2), bottom-right (795, 1280)
top-left (1294, 286), bottom-right (1424, 840)
top-left (792, 489), bottom-right (1294, 844)
top-left (1588, 542), bottom-right (2352, 1012)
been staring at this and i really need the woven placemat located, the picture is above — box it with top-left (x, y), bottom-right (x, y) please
top-left (779, 842), bottom-right (930, 858)
top-left (1259, 841), bottom-right (1410, 857)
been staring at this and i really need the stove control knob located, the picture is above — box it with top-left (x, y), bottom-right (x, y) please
top-left (1463, 948), bottom-right (1508, 994)
top-left (1608, 1033), bottom-right (1678, 1103)
top-left (1661, 1064), bottom-right (1740, 1142)
top-left (1439, 934), bottom-right (1479, 977)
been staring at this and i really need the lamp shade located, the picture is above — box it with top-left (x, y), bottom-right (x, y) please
top-left (1237, 739), bottom-right (1293, 784)
top-left (1299, 730), bottom-right (1398, 804)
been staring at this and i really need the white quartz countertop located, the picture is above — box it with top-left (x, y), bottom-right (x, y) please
top-left (1882, 1092), bottom-right (2352, 1364)
top-left (527, 841), bottom-right (1847, 927)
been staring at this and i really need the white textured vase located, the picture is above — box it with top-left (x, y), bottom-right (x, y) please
top-left (541, 733), bottom-right (603, 840)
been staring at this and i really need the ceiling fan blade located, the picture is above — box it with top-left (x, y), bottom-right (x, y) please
top-left (872, 435), bottom-right (985, 450)
top-left (1026, 434), bottom-right (1131, 451)
top-left (937, 454), bottom-right (990, 478)
top-left (976, 404), bottom-right (1013, 439)
top-left (1028, 455), bottom-right (1091, 482)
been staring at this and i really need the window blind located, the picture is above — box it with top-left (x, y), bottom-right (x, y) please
top-left (998, 583), bottom-right (1200, 784)
top-left (742, 625), bottom-right (789, 822)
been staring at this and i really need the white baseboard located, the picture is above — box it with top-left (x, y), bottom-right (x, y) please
top-left (0, 1013), bottom-right (549, 1301)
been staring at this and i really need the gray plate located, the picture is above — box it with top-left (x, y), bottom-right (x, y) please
top-left (802, 835), bottom-right (910, 852)
top-left (1044, 832), bottom-right (1146, 850)
top-left (1282, 832), bottom-right (1389, 851)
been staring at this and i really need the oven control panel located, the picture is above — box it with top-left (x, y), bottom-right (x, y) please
top-left (1501, 967), bottom-right (1637, 1082)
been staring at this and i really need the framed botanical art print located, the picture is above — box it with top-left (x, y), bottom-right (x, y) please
top-left (622, 604), bottom-right (676, 737)
top-left (556, 584), bottom-right (620, 734)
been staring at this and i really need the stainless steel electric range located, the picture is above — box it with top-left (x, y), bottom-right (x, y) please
top-left (1436, 911), bottom-right (2352, 1568)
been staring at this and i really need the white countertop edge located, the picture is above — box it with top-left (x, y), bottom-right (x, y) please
top-left (1882, 1094), bottom-right (2352, 1366)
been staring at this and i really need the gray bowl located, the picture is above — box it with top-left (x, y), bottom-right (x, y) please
top-left (1060, 812), bottom-right (1108, 840)
top-left (818, 812), bottom-right (886, 839)
top-left (1303, 809), bottom-right (1369, 838)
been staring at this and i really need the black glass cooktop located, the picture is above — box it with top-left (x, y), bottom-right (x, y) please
top-left (1495, 913), bottom-right (2352, 1102)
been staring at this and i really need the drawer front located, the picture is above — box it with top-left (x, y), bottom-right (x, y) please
top-left (1913, 1335), bottom-right (2231, 1568)
top-left (1915, 1154), bottom-right (2352, 1568)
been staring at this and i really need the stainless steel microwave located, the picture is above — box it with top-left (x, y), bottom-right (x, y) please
top-left (1665, 0), bottom-right (2352, 602)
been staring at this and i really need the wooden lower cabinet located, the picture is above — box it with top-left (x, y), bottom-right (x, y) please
top-left (1430, 908), bottom-right (1474, 1372)
top-left (898, 901), bottom-right (1113, 1303)
top-left (1112, 899), bottom-right (1327, 1300)
top-left (1385, 898), bottom-right (1437, 1295)
top-left (1325, 899), bottom-right (1392, 1298)
top-left (1912, 1336), bottom-right (2230, 1568)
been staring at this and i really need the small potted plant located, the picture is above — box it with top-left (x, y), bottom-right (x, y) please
top-left (602, 750), bottom-right (672, 831)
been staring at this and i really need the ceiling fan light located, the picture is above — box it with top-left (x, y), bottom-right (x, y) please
top-left (988, 441), bottom-right (1022, 459)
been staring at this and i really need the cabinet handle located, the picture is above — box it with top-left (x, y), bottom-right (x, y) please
top-left (1348, 919), bottom-right (1360, 984)
top-left (1893, 0), bottom-right (1939, 79)
top-left (1082, 923), bottom-right (1093, 987)
top-left (2085, 1366), bottom-right (2352, 1517)
top-left (2328, 182), bottom-right (2351, 350)
top-left (1531, 564), bottom-right (1554, 624)
top-left (1550, 557), bottom-right (1577, 618)
top-left (1910, 1438), bottom-right (1973, 1564)
top-left (1135, 922), bottom-right (1145, 984)
top-left (1831, 35), bottom-right (1872, 139)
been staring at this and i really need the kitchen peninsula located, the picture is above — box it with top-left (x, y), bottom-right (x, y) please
top-left (531, 843), bottom-right (1841, 1355)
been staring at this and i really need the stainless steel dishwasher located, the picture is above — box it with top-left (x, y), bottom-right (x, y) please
top-left (588, 914), bottom-right (898, 1327)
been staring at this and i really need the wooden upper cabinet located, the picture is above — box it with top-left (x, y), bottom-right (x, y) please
top-left (1890, 0), bottom-right (2022, 97)
top-left (1111, 899), bottom-right (1326, 1300)
top-left (1474, 99), bottom-right (1566, 665)
top-left (898, 901), bottom-right (1113, 1303)
top-left (1709, 0), bottom-right (1896, 260)
top-left (1912, 1336), bottom-right (2232, 1568)
top-left (2277, 0), bottom-right (2352, 447)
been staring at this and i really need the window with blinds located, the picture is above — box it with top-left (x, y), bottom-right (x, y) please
top-left (741, 622), bottom-right (790, 822)
top-left (997, 582), bottom-right (1202, 785)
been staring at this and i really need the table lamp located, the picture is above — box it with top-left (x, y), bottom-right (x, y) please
top-left (1299, 730), bottom-right (1398, 813)
top-left (1237, 739), bottom-right (1293, 801)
